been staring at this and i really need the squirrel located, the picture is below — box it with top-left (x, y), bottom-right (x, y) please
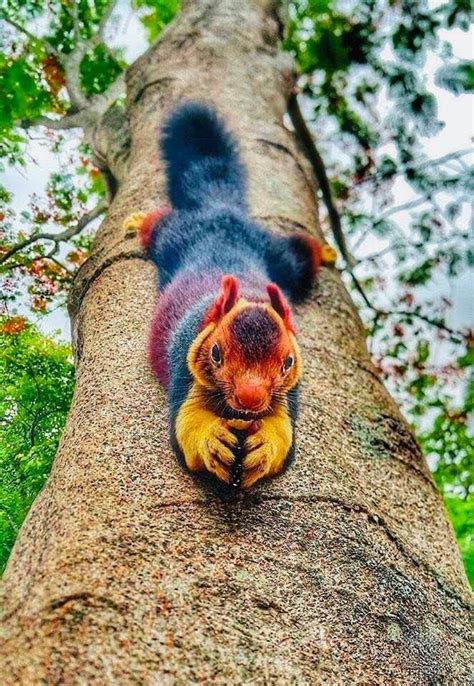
top-left (127, 102), bottom-right (326, 488)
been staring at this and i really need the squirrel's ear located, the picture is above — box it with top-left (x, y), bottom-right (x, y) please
top-left (204, 275), bottom-right (240, 325)
top-left (267, 283), bottom-right (295, 333)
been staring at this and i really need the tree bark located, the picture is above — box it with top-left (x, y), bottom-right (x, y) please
top-left (0, 1), bottom-right (471, 683)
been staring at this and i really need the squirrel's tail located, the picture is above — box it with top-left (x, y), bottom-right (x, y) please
top-left (160, 102), bottom-right (247, 211)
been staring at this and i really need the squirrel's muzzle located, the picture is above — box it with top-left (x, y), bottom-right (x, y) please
top-left (233, 382), bottom-right (268, 412)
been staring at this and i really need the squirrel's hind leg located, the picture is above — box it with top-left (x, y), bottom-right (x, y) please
top-left (123, 207), bottom-right (171, 252)
top-left (264, 232), bottom-right (323, 301)
top-left (266, 231), bottom-right (338, 302)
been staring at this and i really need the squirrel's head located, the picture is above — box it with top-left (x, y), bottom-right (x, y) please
top-left (187, 275), bottom-right (301, 418)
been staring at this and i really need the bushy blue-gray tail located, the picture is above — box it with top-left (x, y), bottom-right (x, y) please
top-left (160, 102), bottom-right (247, 211)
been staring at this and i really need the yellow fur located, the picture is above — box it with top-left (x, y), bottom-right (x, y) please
top-left (226, 418), bottom-right (253, 430)
top-left (242, 402), bottom-right (292, 487)
top-left (181, 298), bottom-right (297, 487)
top-left (321, 244), bottom-right (337, 266)
top-left (186, 323), bottom-right (216, 388)
top-left (176, 383), bottom-right (293, 488)
top-left (122, 212), bottom-right (147, 232)
top-left (175, 383), bottom-right (238, 483)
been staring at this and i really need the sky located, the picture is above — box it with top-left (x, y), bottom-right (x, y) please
top-left (1, 1), bottom-right (473, 342)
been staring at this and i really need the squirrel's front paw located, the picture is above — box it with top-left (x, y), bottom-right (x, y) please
top-left (175, 386), bottom-right (242, 485)
top-left (201, 420), bottom-right (239, 484)
top-left (122, 212), bottom-right (147, 232)
top-left (178, 414), bottom-right (238, 485)
top-left (241, 411), bottom-right (292, 488)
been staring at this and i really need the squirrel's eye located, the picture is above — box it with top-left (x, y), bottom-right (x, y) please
top-left (283, 355), bottom-right (294, 373)
top-left (210, 343), bottom-right (222, 366)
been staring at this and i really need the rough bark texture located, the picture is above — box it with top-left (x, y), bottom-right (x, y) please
top-left (1, 1), bottom-right (471, 683)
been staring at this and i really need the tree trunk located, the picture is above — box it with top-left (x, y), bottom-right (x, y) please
top-left (1, 1), bottom-right (471, 683)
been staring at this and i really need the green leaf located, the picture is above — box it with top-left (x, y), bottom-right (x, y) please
top-left (132, 0), bottom-right (180, 43)
top-left (79, 45), bottom-right (123, 96)
top-left (435, 61), bottom-right (474, 94)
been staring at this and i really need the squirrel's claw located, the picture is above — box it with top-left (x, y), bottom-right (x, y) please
top-left (321, 243), bottom-right (337, 266)
top-left (203, 422), bottom-right (239, 484)
top-left (207, 424), bottom-right (237, 465)
top-left (206, 456), bottom-right (231, 484)
top-left (122, 212), bottom-right (147, 232)
top-left (175, 387), bottom-right (292, 488)
top-left (179, 415), bottom-right (238, 485)
top-left (241, 412), bottom-right (292, 488)
top-left (241, 441), bottom-right (277, 487)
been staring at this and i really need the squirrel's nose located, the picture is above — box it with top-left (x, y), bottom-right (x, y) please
top-left (234, 384), bottom-right (267, 411)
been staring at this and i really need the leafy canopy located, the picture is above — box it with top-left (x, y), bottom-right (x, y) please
top-left (286, 0), bottom-right (473, 581)
top-left (0, 318), bottom-right (74, 573)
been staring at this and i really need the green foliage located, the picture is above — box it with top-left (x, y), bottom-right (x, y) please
top-left (373, 325), bottom-right (473, 583)
top-left (133, 0), bottom-right (180, 42)
top-left (0, 52), bottom-right (51, 165)
top-left (80, 45), bottom-right (124, 96)
top-left (286, 0), bottom-right (473, 583)
top-left (442, 496), bottom-right (474, 584)
top-left (0, 54), bottom-right (50, 130)
top-left (0, 0), bottom-right (128, 167)
top-left (435, 61), bottom-right (474, 94)
top-left (0, 319), bottom-right (74, 573)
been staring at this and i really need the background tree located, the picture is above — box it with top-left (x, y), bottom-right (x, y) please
top-left (0, 0), bottom-right (472, 682)
top-left (0, 319), bottom-right (74, 573)
top-left (283, 0), bottom-right (474, 583)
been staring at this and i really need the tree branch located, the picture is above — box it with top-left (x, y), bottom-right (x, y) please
top-left (6, 2), bottom-right (123, 130)
top-left (96, 0), bottom-right (118, 38)
top-left (343, 259), bottom-right (464, 342)
top-left (288, 91), bottom-right (356, 268)
top-left (20, 112), bottom-right (87, 131)
top-left (356, 291), bottom-right (464, 344)
top-left (379, 309), bottom-right (463, 342)
top-left (287, 92), bottom-right (381, 320)
top-left (379, 196), bottom-right (429, 220)
top-left (90, 72), bottom-right (125, 112)
top-left (3, 12), bottom-right (85, 112)
top-left (5, 4), bottom-right (126, 204)
top-left (71, 1), bottom-right (81, 41)
top-left (286, 94), bottom-right (465, 345)
top-left (354, 148), bottom-right (473, 188)
top-left (49, 255), bottom-right (74, 277)
top-left (1, 15), bottom-right (62, 59)
top-left (20, 71), bottom-right (125, 135)
top-left (61, 52), bottom-right (89, 110)
top-left (0, 201), bottom-right (107, 266)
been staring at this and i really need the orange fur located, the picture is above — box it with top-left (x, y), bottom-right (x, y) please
top-left (296, 232), bottom-right (322, 278)
top-left (189, 277), bottom-right (301, 417)
top-left (139, 207), bottom-right (171, 249)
